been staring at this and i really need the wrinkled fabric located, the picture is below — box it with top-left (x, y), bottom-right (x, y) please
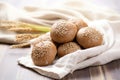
top-left (0, 0), bottom-right (120, 79)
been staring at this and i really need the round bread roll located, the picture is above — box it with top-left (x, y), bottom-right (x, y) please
top-left (31, 41), bottom-right (57, 66)
top-left (50, 20), bottom-right (77, 43)
top-left (76, 27), bottom-right (103, 48)
top-left (58, 42), bottom-right (81, 57)
top-left (68, 19), bottom-right (88, 31)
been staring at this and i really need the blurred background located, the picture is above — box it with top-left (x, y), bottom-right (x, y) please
top-left (1, 0), bottom-right (120, 13)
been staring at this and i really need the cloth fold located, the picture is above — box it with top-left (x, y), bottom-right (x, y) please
top-left (0, 0), bottom-right (120, 79)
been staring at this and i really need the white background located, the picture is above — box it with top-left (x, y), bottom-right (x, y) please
top-left (0, 0), bottom-right (120, 13)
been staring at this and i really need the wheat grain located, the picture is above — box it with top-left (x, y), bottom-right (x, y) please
top-left (8, 27), bottom-right (41, 33)
top-left (0, 21), bottom-right (18, 29)
top-left (15, 34), bottom-right (40, 43)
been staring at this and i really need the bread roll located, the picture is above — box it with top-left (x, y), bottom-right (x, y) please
top-left (76, 27), bottom-right (103, 48)
top-left (58, 42), bottom-right (80, 57)
top-left (31, 41), bottom-right (57, 66)
top-left (50, 20), bottom-right (77, 43)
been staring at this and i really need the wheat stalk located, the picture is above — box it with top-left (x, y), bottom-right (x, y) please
top-left (20, 22), bottom-right (51, 32)
top-left (0, 21), bottom-right (50, 32)
top-left (11, 34), bottom-right (41, 48)
top-left (0, 21), bottom-right (18, 29)
top-left (8, 27), bottom-right (41, 33)
top-left (15, 34), bottom-right (40, 43)
top-left (10, 42), bottom-right (30, 48)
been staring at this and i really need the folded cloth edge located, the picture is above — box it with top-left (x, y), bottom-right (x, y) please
top-left (18, 56), bottom-right (70, 79)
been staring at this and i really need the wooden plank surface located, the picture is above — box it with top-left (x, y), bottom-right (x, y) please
top-left (0, 44), bottom-right (120, 80)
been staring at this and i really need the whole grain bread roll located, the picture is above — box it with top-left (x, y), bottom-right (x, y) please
top-left (31, 41), bottom-right (57, 66)
top-left (76, 27), bottom-right (103, 48)
top-left (58, 42), bottom-right (81, 57)
top-left (50, 20), bottom-right (77, 43)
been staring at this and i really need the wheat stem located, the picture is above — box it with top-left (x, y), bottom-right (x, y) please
top-left (0, 21), bottom-right (50, 32)
top-left (20, 22), bottom-right (51, 32)
top-left (10, 42), bottom-right (30, 48)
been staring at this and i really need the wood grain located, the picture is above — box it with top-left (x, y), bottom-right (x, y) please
top-left (89, 66), bottom-right (105, 80)
top-left (0, 44), bottom-right (120, 80)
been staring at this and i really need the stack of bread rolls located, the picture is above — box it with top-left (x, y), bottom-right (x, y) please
top-left (31, 19), bottom-right (103, 66)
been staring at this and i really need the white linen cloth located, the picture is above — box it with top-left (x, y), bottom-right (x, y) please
top-left (0, 0), bottom-right (120, 79)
